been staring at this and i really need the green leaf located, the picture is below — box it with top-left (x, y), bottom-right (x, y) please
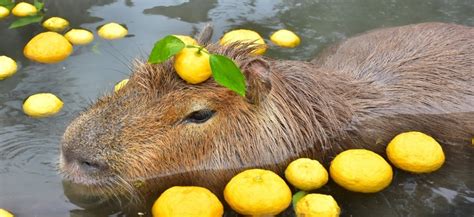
top-left (292, 191), bottom-right (308, 209)
top-left (209, 54), bottom-right (246, 96)
top-left (34, 0), bottom-right (44, 10)
top-left (148, 35), bottom-right (185, 64)
top-left (9, 15), bottom-right (44, 29)
top-left (0, 0), bottom-right (14, 10)
top-left (0, 0), bottom-right (12, 4)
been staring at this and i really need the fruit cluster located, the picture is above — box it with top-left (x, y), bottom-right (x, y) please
top-left (0, 1), bottom-right (129, 118)
top-left (150, 131), bottom-right (445, 217)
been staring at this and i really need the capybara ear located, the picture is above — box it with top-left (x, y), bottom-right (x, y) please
top-left (197, 23), bottom-right (213, 45)
top-left (242, 58), bottom-right (272, 104)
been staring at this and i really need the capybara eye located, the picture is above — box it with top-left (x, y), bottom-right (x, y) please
top-left (183, 109), bottom-right (215, 124)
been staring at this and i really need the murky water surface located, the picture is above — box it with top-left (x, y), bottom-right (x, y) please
top-left (1, 0), bottom-right (473, 216)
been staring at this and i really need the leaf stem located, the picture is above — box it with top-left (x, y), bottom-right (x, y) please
top-left (185, 45), bottom-right (209, 55)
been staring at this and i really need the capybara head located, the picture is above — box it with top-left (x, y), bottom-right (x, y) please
top-left (59, 27), bottom-right (297, 202)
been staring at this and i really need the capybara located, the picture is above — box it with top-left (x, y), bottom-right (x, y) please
top-left (60, 22), bottom-right (473, 208)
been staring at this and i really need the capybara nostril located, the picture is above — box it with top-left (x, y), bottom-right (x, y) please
top-left (78, 159), bottom-right (108, 173)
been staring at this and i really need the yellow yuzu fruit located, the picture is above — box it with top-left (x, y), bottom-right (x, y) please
top-left (270, 29), bottom-right (301, 48)
top-left (24, 32), bottom-right (73, 63)
top-left (295, 194), bottom-right (340, 217)
top-left (173, 47), bottom-right (211, 84)
top-left (173, 35), bottom-right (198, 46)
top-left (386, 131), bottom-right (445, 173)
top-left (11, 2), bottom-right (37, 17)
top-left (23, 93), bottom-right (64, 118)
top-left (0, 208), bottom-right (14, 217)
top-left (42, 17), bottom-right (69, 32)
top-left (220, 29), bottom-right (266, 55)
top-left (330, 149), bottom-right (393, 193)
top-left (0, 56), bottom-right (18, 80)
top-left (98, 22), bottom-right (128, 40)
top-left (224, 169), bottom-right (292, 216)
top-left (285, 158), bottom-right (328, 191)
top-left (0, 6), bottom-right (10, 19)
top-left (114, 79), bottom-right (129, 92)
top-left (151, 186), bottom-right (223, 217)
top-left (64, 29), bottom-right (94, 45)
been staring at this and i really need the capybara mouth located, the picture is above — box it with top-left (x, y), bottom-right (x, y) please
top-left (60, 170), bottom-right (144, 208)
top-left (61, 179), bottom-right (110, 209)
top-left (59, 151), bottom-right (145, 206)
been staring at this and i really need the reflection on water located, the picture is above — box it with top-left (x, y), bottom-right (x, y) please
top-left (0, 0), bottom-right (473, 216)
top-left (143, 0), bottom-right (217, 22)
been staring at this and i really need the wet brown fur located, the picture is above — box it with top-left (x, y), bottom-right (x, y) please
top-left (60, 22), bottom-right (473, 204)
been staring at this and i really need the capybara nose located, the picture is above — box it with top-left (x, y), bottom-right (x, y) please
top-left (62, 147), bottom-right (109, 174)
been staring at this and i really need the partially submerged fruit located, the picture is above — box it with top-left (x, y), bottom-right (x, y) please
top-left (330, 149), bottom-right (393, 193)
top-left (285, 158), bottom-right (328, 191)
top-left (173, 35), bottom-right (198, 46)
top-left (270, 29), bottom-right (301, 48)
top-left (173, 47), bottom-right (212, 84)
top-left (295, 194), bottom-right (340, 217)
top-left (11, 2), bottom-right (37, 17)
top-left (151, 186), bottom-right (223, 217)
top-left (0, 6), bottom-right (10, 19)
top-left (64, 29), bottom-right (94, 45)
top-left (114, 79), bottom-right (129, 92)
top-left (220, 29), bottom-right (266, 55)
top-left (224, 169), bottom-right (292, 216)
top-left (0, 208), bottom-right (14, 217)
top-left (23, 93), bottom-right (64, 118)
top-left (97, 22), bottom-right (128, 40)
top-left (24, 32), bottom-right (73, 63)
top-left (0, 55), bottom-right (18, 80)
top-left (386, 131), bottom-right (445, 173)
top-left (42, 17), bottom-right (69, 32)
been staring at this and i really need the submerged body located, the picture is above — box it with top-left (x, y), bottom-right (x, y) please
top-left (60, 23), bottom-right (473, 208)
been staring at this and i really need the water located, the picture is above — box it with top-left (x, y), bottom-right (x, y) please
top-left (0, 0), bottom-right (473, 216)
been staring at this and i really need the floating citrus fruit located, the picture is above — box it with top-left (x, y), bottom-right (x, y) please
top-left (151, 186), bottom-right (223, 217)
top-left (98, 22), bottom-right (128, 40)
top-left (24, 32), bottom-right (73, 64)
top-left (224, 169), bottom-right (292, 216)
top-left (23, 93), bottom-right (64, 118)
top-left (11, 2), bottom-right (37, 17)
top-left (64, 29), bottom-right (94, 45)
top-left (285, 158), bottom-right (328, 191)
top-left (270, 29), bottom-right (301, 48)
top-left (295, 193), bottom-right (340, 217)
top-left (0, 208), bottom-right (14, 217)
top-left (0, 6), bottom-right (10, 19)
top-left (386, 131), bottom-right (445, 173)
top-left (173, 35), bottom-right (198, 46)
top-left (174, 47), bottom-right (211, 84)
top-left (114, 79), bottom-right (129, 92)
top-left (42, 17), bottom-right (69, 32)
top-left (220, 29), bottom-right (266, 55)
top-left (0, 56), bottom-right (18, 80)
top-left (330, 149), bottom-right (393, 193)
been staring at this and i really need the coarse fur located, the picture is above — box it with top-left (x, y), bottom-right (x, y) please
top-left (60, 22), bottom-right (473, 207)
